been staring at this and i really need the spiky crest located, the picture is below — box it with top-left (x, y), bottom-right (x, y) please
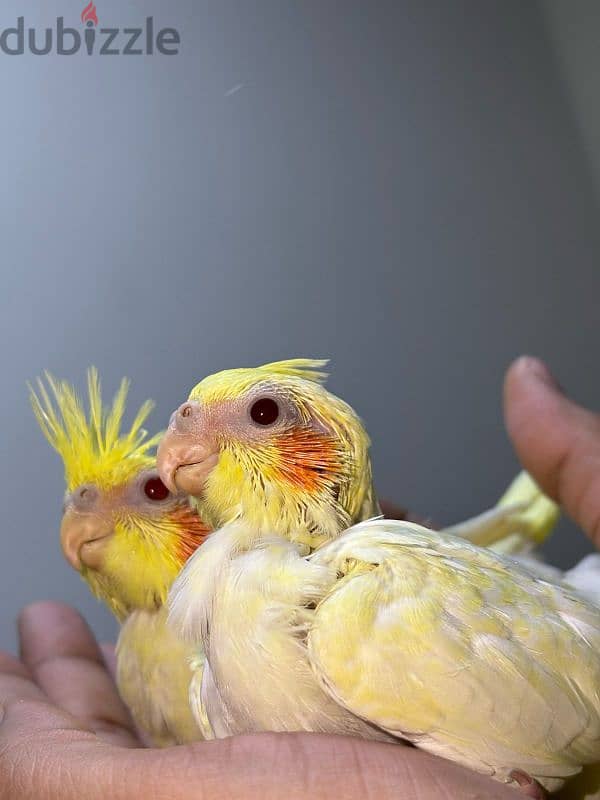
top-left (29, 368), bottom-right (161, 491)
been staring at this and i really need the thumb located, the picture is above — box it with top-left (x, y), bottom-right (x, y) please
top-left (504, 356), bottom-right (600, 548)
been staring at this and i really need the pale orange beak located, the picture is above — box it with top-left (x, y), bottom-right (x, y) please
top-left (60, 508), bottom-right (114, 571)
top-left (156, 431), bottom-right (219, 497)
top-left (157, 401), bottom-right (219, 497)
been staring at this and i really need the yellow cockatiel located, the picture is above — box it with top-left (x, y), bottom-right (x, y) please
top-left (30, 370), bottom-right (211, 745)
top-left (156, 359), bottom-right (599, 794)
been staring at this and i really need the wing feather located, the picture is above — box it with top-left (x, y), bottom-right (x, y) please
top-left (307, 520), bottom-right (600, 787)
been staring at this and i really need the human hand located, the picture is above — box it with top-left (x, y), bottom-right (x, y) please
top-left (0, 601), bottom-right (524, 799)
top-left (2, 354), bottom-right (592, 800)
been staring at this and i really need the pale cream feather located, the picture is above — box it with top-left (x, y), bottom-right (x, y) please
top-left (308, 520), bottom-right (600, 790)
top-left (171, 519), bottom-right (600, 791)
top-left (170, 523), bottom-right (393, 740)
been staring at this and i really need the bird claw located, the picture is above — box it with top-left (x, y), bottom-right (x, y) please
top-left (509, 770), bottom-right (547, 799)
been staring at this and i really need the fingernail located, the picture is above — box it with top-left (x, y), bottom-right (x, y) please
top-left (517, 356), bottom-right (563, 393)
top-left (509, 769), bottom-right (546, 798)
top-left (510, 769), bottom-right (533, 787)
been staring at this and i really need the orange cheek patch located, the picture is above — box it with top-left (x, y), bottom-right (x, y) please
top-left (271, 428), bottom-right (342, 493)
top-left (167, 506), bottom-right (212, 565)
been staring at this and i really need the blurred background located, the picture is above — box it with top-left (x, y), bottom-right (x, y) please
top-left (1, 0), bottom-right (599, 649)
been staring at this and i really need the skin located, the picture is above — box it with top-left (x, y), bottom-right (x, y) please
top-left (0, 355), bottom-right (596, 800)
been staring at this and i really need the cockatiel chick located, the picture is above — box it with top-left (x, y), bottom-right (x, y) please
top-left (30, 370), bottom-right (211, 746)
top-left (158, 359), bottom-right (599, 794)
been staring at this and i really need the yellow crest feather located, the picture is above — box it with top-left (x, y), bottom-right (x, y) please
top-left (29, 368), bottom-right (161, 491)
top-left (256, 359), bottom-right (329, 384)
top-left (189, 358), bottom-right (329, 402)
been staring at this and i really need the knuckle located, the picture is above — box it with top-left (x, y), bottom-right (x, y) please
top-left (1, 697), bottom-right (49, 725)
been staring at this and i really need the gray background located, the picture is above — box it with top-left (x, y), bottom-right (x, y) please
top-left (1, 0), bottom-right (599, 650)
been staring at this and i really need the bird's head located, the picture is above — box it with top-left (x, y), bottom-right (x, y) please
top-left (157, 359), bottom-right (378, 546)
top-left (30, 369), bottom-right (210, 620)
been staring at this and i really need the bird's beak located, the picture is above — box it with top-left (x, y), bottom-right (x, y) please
top-left (60, 508), bottom-right (114, 571)
top-left (157, 401), bottom-right (219, 497)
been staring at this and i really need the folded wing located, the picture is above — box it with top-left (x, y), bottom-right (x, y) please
top-left (307, 520), bottom-right (600, 790)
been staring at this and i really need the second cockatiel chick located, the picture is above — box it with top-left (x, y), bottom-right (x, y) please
top-left (30, 370), bottom-right (210, 746)
top-left (158, 359), bottom-right (599, 794)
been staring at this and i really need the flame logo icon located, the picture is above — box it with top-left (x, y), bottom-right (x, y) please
top-left (81, 2), bottom-right (98, 27)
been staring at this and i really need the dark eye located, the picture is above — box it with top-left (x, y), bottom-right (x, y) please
top-left (250, 397), bottom-right (280, 426)
top-left (143, 476), bottom-right (170, 501)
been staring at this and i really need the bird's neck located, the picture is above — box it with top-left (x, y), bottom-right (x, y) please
top-left (83, 507), bottom-right (210, 621)
top-left (197, 449), bottom-right (379, 548)
top-left (198, 478), bottom-right (345, 550)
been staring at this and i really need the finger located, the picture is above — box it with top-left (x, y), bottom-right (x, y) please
top-left (139, 733), bottom-right (523, 800)
top-left (504, 356), bottom-right (600, 547)
top-left (0, 647), bottom-right (88, 765)
top-left (0, 649), bottom-right (47, 705)
top-left (0, 726), bottom-right (523, 800)
top-left (100, 642), bottom-right (117, 681)
top-left (19, 602), bottom-right (139, 747)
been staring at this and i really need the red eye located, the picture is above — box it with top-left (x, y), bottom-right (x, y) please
top-left (143, 476), bottom-right (170, 501)
top-left (250, 397), bottom-right (280, 426)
